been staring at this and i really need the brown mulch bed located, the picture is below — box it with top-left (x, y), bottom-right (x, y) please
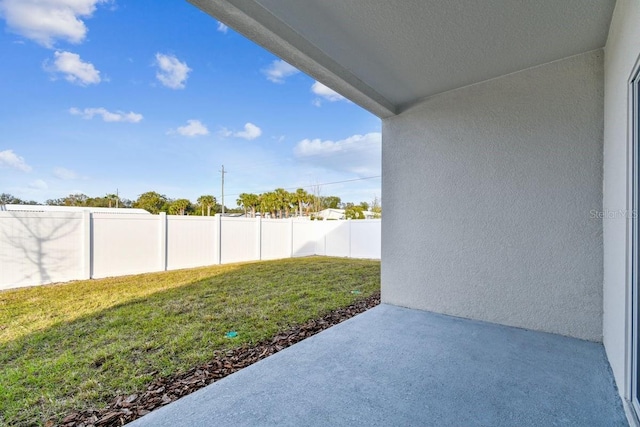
top-left (54, 292), bottom-right (380, 427)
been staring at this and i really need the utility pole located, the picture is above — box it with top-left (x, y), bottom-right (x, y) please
top-left (220, 165), bottom-right (227, 215)
top-left (116, 188), bottom-right (119, 209)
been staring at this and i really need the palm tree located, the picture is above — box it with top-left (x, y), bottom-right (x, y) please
top-left (105, 193), bottom-right (120, 208)
top-left (260, 192), bottom-right (277, 218)
top-left (236, 193), bottom-right (250, 217)
top-left (170, 198), bottom-right (192, 215)
top-left (274, 188), bottom-right (291, 218)
top-left (197, 195), bottom-right (216, 216)
top-left (291, 188), bottom-right (310, 217)
top-left (245, 193), bottom-right (260, 217)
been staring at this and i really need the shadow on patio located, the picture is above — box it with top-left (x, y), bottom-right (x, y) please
top-left (128, 304), bottom-right (626, 426)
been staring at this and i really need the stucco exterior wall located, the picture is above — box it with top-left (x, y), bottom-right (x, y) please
top-left (382, 50), bottom-right (604, 341)
top-left (603, 0), bottom-right (640, 396)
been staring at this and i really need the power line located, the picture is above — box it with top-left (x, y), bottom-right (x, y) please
top-left (223, 175), bottom-right (381, 199)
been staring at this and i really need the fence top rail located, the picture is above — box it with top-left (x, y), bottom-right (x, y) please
top-left (0, 211), bottom-right (84, 219)
top-left (166, 215), bottom-right (218, 221)
top-left (220, 216), bottom-right (260, 222)
top-left (0, 204), bottom-right (151, 214)
top-left (220, 217), bottom-right (381, 223)
top-left (92, 213), bottom-right (160, 220)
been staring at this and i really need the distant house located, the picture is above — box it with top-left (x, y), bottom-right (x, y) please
top-left (316, 208), bottom-right (345, 220)
top-left (0, 204), bottom-right (151, 214)
top-left (316, 208), bottom-right (377, 220)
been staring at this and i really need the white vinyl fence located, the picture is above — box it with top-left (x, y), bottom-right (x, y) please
top-left (0, 212), bottom-right (380, 290)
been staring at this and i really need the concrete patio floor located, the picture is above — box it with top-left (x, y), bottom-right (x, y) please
top-left (128, 304), bottom-right (627, 426)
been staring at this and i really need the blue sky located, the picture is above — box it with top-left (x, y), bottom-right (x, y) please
top-left (0, 0), bottom-right (381, 206)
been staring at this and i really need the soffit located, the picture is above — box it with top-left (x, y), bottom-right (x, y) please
top-left (189, 0), bottom-right (616, 117)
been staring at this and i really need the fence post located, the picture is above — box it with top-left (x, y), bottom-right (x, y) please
top-left (82, 210), bottom-right (91, 279)
top-left (216, 214), bottom-right (222, 265)
top-left (348, 219), bottom-right (352, 258)
top-left (159, 212), bottom-right (167, 271)
top-left (257, 216), bottom-right (262, 260)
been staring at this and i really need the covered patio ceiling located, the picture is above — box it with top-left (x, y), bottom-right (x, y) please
top-left (189, 0), bottom-right (616, 117)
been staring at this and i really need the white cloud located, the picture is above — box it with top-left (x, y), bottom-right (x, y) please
top-left (217, 21), bottom-right (228, 33)
top-left (220, 123), bottom-right (262, 140)
top-left (53, 167), bottom-right (78, 180)
top-left (234, 123), bottom-right (262, 140)
top-left (29, 179), bottom-right (48, 190)
top-left (0, 149), bottom-right (32, 172)
top-left (294, 132), bottom-right (381, 175)
top-left (0, 0), bottom-right (108, 47)
top-left (311, 81), bottom-right (346, 101)
top-left (47, 51), bottom-right (101, 85)
top-left (171, 119), bottom-right (209, 137)
top-left (155, 53), bottom-right (191, 89)
top-left (262, 59), bottom-right (299, 83)
top-left (69, 107), bottom-right (143, 123)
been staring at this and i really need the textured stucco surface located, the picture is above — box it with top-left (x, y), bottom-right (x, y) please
top-left (382, 50), bottom-right (604, 341)
top-left (191, 0), bottom-right (614, 117)
top-left (129, 305), bottom-right (626, 427)
top-left (603, 0), bottom-right (640, 396)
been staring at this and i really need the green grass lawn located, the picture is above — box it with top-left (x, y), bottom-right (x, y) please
top-left (0, 257), bottom-right (380, 427)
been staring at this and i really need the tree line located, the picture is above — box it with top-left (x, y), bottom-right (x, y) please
top-left (236, 189), bottom-right (381, 219)
top-left (1, 190), bottom-right (381, 219)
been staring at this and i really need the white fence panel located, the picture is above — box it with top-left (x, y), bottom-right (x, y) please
top-left (314, 221), bottom-right (329, 255)
top-left (350, 220), bottom-right (382, 259)
top-left (167, 216), bottom-right (218, 270)
top-left (261, 219), bottom-right (291, 260)
top-left (92, 213), bottom-right (161, 278)
top-left (0, 213), bottom-right (380, 290)
top-left (0, 212), bottom-right (85, 289)
top-left (317, 221), bottom-right (350, 257)
top-left (292, 220), bottom-right (316, 257)
top-left (220, 217), bottom-right (259, 264)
